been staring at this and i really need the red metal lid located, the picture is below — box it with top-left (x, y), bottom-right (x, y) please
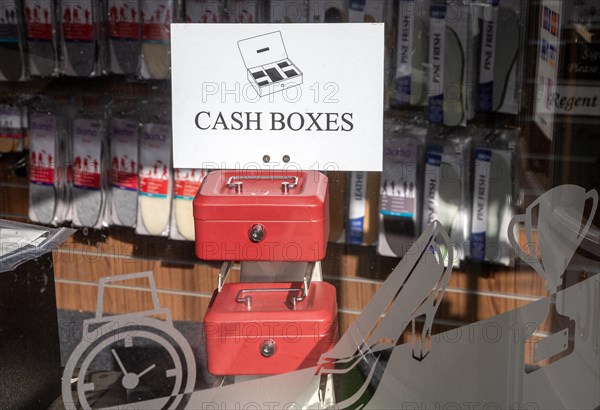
top-left (193, 170), bottom-right (328, 221)
top-left (205, 281), bottom-right (338, 332)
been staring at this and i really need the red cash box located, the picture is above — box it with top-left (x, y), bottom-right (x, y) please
top-left (204, 281), bottom-right (338, 376)
top-left (193, 170), bottom-right (329, 261)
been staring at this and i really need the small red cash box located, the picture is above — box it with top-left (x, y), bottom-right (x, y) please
top-left (193, 170), bottom-right (329, 261)
top-left (204, 280), bottom-right (338, 376)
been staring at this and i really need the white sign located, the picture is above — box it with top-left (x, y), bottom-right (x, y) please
top-left (171, 23), bottom-right (384, 171)
top-left (536, 84), bottom-right (600, 117)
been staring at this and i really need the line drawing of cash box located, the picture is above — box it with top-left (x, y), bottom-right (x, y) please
top-left (238, 31), bottom-right (303, 97)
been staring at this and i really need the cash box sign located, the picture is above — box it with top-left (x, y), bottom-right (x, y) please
top-left (171, 24), bottom-right (384, 171)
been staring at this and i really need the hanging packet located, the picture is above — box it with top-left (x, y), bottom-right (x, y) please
top-left (0, 0), bottom-right (28, 81)
top-left (108, 0), bottom-right (141, 75)
top-left (308, 0), bottom-right (346, 23)
top-left (109, 113), bottom-right (140, 227)
top-left (28, 102), bottom-right (70, 225)
top-left (470, 128), bottom-right (517, 267)
top-left (136, 108), bottom-right (172, 236)
top-left (269, 0), bottom-right (306, 23)
top-left (393, 0), bottom-right (430, 107)
top-left (427, 0), bottom-right (477, 127)
top-left (378, 118), bottom-right (426, 258)
top-left (24, 0), bottom-right (58, 76)
top-left (184, 0), bottom-right (220, 23)
top-left (139, 0), bottom-right (174, 79)
top-left (69, 114), bottom-right (108, 228)
top-left (421, 127), bottom-right (472, 265)
top-left (477, 0), bottom-right (522, 114)
top-left (0, 103), bottom-right (25, 153)
top-left (169, 168), bottom-right (206, 240)
top-left (57, 0), bottom-right (104, 76)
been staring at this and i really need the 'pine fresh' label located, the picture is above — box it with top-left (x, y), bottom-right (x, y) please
top-left (471, 149), bottom-right (492, 261)
top-left (428, 2), bottom-right (446, 124)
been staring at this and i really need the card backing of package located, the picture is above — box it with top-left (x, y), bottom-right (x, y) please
top-left (139, 0), bottom-right (173, 79)
top-left (308, 0), bottom-right (346, 23)
top-left (0, 0), bottom-right (28, 81)
top-left (428, 0), bottom-right (477, 127)
top-left (109, 116), bottom-right (139, 227)
top-left (269, 0), bottom-right (307, 23)
top-left (70, 117), bottom-right (108, 228)
top-left (394, 0), bottom-right (430, 106)
top-left (224, 0), bottom-right (260, 23)
top-left (477, 0), bottom-right (521, 114)
top-left (107, 0), bottom-right (141, 75)
top-left (193, 170), bottom-right (329, 262)
top-left (378, 119), bottom-right (426, 258)
top-left (170, 168), bottom-right (206, 241)
top-left (204, 281), bottom-right (338, 376)
top-left (470, 129), bottom-right (517, 267)
top-left (184, 0), bottom-right (220, 23)
top-left (327, 171), bottom-right (346, 243)
top-left (28, 108), bottom-right (69, 225)
top-left (24, 0), bottom-right (58, 76)
top-left (421, 128), bottom-right (471, 265)
top-left (347, 171), bottom-right (380, 246)
top-left (0, 104), bottom-right (25, 153)
top-left (58, 0), bottom-right (103, 77)
top-left (136, 122), bottom-right (172, 236)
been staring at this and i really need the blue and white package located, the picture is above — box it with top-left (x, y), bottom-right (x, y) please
top-left (478, 0), bottom-right (521, 114)
top-left (394, 0), bottom-right (430, 106)
top-left (422, 130), bottom-right (471, 265)
top-left (427, 0), bottom-right (476, 127)
top-left (470, 130), bottom-right (516, 266)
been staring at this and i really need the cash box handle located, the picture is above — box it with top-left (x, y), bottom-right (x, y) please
top-left (226, 175), bottom-right (299, 194)
top-left (235, 262), bottom-right (313, 310)
top-left (235, 286), bottom-right (306, 309)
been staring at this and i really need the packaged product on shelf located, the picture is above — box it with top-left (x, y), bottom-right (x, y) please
top-left (109, 115), bottom-right (140, 227)
top-left (326, 170), bottom-right (346, 243)
top-left (107, 0), bottom-right (142, 75)
top-left (378, 119), bottom-right (426, 258)
top-left (421, 127), bottom-right (472, 265)
top-left (346, 171), bottom-right (380, 246)
top-left (470, 129), bottom-right (517, 267)
top-left (136, 118), bottom-right (172, 236)
top-left (348, 0), bottom-right (395, 108)
top-left (223, 0), bottom-right (260, 22)
top-left (345, 0), bottom-right (386, 244)
top-left (139, 0), bottom-right (174, 79)
top-left (184, 0), bottom-right (220, 23)
top-left (269, 0), bottom-right (307, 23)
top-left (24, 0), bottom-right (58, 76)
top-left (348, 0), bottom-right (385, 23)
top-left (0, 0), bottom-right (28, 81)
top-left (393, 0), bottom-right (430, 107)
top-left (308, 0), bottom-right (346, 23)
top-left (0, 103), bottom-right (25, 153)
top-left (169, 168), bottom-right (206, 241)
top-left (69, 115), bottom-right (108, 228)
top-left (28, 106), bottom-right (69, 225)
top-left (477, 0), bottom-right (522, 114)
top-left (427, 0), bottom-right (477, 127)
top-left (57, 0), bottom-right (104, 77)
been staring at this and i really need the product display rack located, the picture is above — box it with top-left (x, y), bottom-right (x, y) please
top-left (0, 2), bottom-right (598, 405)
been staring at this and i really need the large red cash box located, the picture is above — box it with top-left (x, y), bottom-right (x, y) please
top-left (204, 280), bottom-right (338, 376)
top-left (193, 170), bottom-right (329, 261)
